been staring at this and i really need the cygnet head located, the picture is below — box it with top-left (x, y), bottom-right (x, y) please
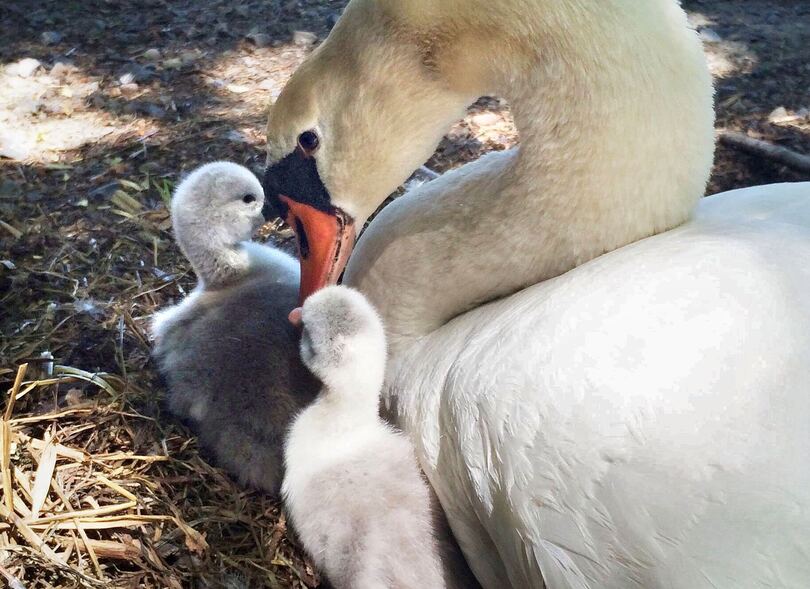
top-left (171, 162), bottom-right (266, 286)
top-left (297, 286), bottom-right (387, 398)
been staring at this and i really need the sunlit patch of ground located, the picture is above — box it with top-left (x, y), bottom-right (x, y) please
top-left (688, 11), bottom-right (759, 79)
top-left (0, 65), bottom-right (121, 162)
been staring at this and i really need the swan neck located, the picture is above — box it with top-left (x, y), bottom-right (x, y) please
top-left (174, 220), bottom-right (250, 289)
top-left (347, 0), bottom-right (714, 356)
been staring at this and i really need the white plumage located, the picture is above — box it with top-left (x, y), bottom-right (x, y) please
top-left (283, 286), bottom-right (446, 589)
top-left (368, 184), bottom-right (810, 588)
top-left (263, 0), bottom-right (810, 586)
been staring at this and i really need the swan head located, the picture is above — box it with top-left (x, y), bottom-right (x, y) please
top-left (263, 0), bottom-right (473, 302)
top-left (171, 162), bottom-right (267, 286)
top-left (294, 285), bottom-right (387, 397)
top-left (173, 162), bottom-right (266, 244)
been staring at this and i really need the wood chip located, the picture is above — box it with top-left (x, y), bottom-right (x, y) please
top-left (30, 433), bottom-right (58, 518)
top-left (2, 364), bottom-right (27, 512)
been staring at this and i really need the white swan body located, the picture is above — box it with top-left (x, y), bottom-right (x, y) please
top-left (261, 0), bottom-right (810, 585)
top-left (372, 183), bottom-right (810, 588)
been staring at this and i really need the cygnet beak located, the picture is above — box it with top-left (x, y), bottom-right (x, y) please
top-left (288, 307), bottom-right (303, 327)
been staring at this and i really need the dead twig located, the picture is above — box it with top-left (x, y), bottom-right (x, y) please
top-left (718, 130), bottom-right (810, 175)
top-left (2, 364), bottom-right (27, 511)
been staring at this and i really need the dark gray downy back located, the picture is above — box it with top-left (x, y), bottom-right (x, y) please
top-left (153, 273), bottom-right (319, 495)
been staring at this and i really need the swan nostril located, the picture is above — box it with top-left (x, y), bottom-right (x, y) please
top-left (295, 217), bottom-right (310, 258)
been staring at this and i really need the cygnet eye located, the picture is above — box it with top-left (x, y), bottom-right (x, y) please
top-left (242, 194), bottom-right (257, 204)
top-left (297, 130), bottom-right (319, 155)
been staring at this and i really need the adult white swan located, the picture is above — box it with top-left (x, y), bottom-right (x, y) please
top-left (262, 0), bottom-right (810, 587)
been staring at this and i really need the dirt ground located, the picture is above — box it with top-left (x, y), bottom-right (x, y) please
top-left (0, 1), bottom-right (808, 587)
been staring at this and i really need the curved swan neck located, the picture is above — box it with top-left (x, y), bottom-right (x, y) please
top-left (345, 0), bottom-right (715, 357)
top-left (174, 220), bottom-right (251, 289)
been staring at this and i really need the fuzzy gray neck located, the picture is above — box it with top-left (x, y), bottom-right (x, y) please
top-left (174, 220), bottom-right (252, 289)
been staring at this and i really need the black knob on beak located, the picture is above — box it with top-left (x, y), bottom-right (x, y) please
top-left (262, 166), bottom-right (288, 221)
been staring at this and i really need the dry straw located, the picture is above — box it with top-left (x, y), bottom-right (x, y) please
top-left (0, 362), bottom-right (318, 588)
top-left (0, 157), bottom-right (315, 587)
top-left (0, 364), bottom-right (318, 589)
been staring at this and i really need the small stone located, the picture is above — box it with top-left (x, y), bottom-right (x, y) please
top-left (41, 99), bottom-right (66, 115)
top-left (292, 30), bottom-right (317, 46)
top-left (141, 103), bottom-right (167, 119)
top-left (15, 97), bottom-right (41, 115)
top-left (89, 93), bottom-right (107, 108)
top-left (50, 61), bottom-right (76, 78)
top-left (120, 82), bottom-right (140, 95)
top-left (7, 58), bottom-right (41, 78)
top-left (180, 50), bottom-right (199, 65)
top-left (65, 388), bottom-right (84, 406)
top-left (106, 99), bottom-right (123, 114)
top-left (258, 78), bottom-right (276, 91)
top-left (0, 179), bottom-right (21, 199)
top-left (768, 106), bottom-right (789, 123)
top-left (40, 31), bottom-right (63, 45)
top-left (123, 102), bottom-right (139, 115)
top-left (698, 28), bottom-right (721, 44)
top-left (163, 57), bottom-right (183, 69)
top-left (796, 108), bottom-right (809, 119)
top-left (224, 129), bottom-right (248, 143)
top-left (471, 112), bottom-right (499, 126)
top-left (143, 48), bottom-right (161, 61)
top-left (118, 64), bottom-right (154, 84)
top-left (246, 32), bottom-right (272, 48)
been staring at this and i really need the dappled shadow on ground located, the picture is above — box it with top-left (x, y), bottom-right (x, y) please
top-left (0, 0), bottom-right (342, 165)
top-left (684, 0), bottom-right (810, 192)
top-left (0, 0), bottom-right (353, 360)
top-left (0, 2), bottom-right (349, 587)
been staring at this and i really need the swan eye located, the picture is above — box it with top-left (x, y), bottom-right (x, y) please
top-left (242, 194), bottom-right (257, 204)
top-left (297, 130), bottom-right (319, 154)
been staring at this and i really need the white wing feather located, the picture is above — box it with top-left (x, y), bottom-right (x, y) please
top-left (388, 184), bottom-right (810, 589)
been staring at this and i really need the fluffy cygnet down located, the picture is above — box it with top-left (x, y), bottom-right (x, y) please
top-left (283, 286), bottom-right (446, 589)
top-left (151, 162), bottom-right (319, 495)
